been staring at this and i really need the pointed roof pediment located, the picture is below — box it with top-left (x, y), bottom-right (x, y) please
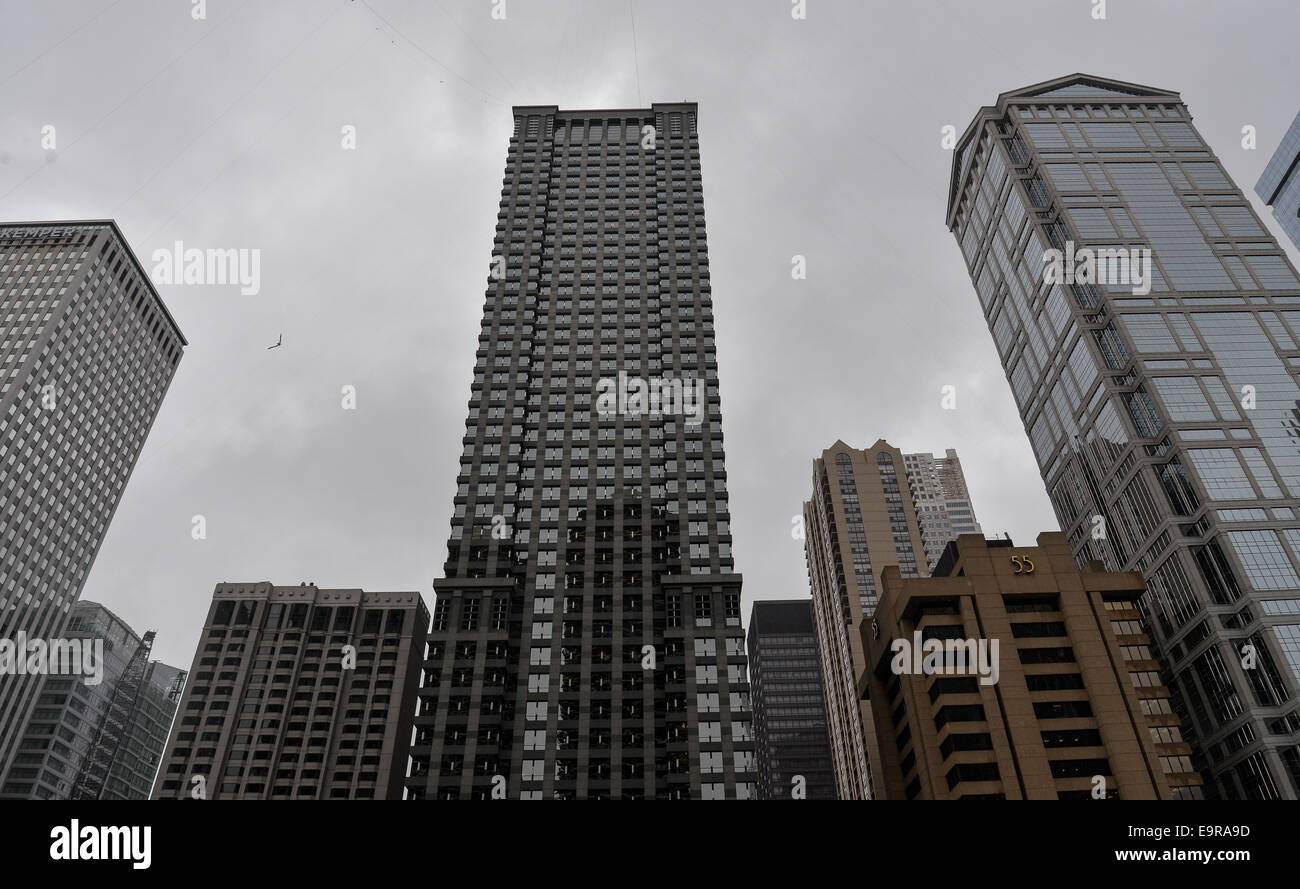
top-left (946, 75), bottom-right (1183, 225)
top-left (1001, 74), bottom-right (1179, 102)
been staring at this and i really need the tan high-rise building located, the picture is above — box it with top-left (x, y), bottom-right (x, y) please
top-left (857, 532), bottom-right (1203, 799)
top-left (804, 440), bottom-right (929, 799)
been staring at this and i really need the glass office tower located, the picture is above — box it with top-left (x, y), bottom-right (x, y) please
top-left (747, 599), bottom-right (836, 800)
top-left (1256, 110), bottom-right (1300, 255)
top-left (948, 75), bottom-right (1300, 798)
top-left (405, 104), bottom-right (756, 800)
top-left (2, 601), bottom-right (184, 800)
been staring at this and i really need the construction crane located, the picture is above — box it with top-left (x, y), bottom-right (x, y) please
top-left (70, 630), bottom-right (155, 800)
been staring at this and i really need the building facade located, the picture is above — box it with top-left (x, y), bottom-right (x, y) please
top-left (151, 583), bottom-right (428, 800)
top-left (803, 439), bottom-right (929, 799)
top-left (747, 599), bottom-right (836, 799)
top-left (1255, 110), bottom-right (1300, 255)
top-left (0, 601), bottom-right (184, 799)
top-left (0, 220), bottom-right (185, 785)
top-left (904, 449), bottom-right (984, 571)
top-left (859, 532), bottom-right (1202, 799)
top-left (947, 74), bottom-right (1300, 798)
top-left (115, 660), bottom-right (186, 800)
top-left (406, 103), bottom-right (756, 800)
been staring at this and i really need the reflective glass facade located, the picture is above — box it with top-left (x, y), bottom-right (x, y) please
top-left (948, 76), bottom-right (1300, 799)
top-left (1256, 110), bottom-right (1300, 254)
top-left (1, 601), bottom-right (184, 799)
top-left (747, 599), bottom-right (836, 799)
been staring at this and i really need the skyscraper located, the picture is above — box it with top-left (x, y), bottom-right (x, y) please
top-left (747, 599), bottom-right (836, 799)
top-left (152, 583), bottom-right (428, 800)
top-left (405, 104), bottom-right (756, 800)
top-left (948, 74), bottom-right (1300, 799)
top-left (860, 533), bottom-right (1202, 799)
top-left (804, 439), bottom-right (929, 799)
top-left (804, 440), bottom-right (986, 798)
top-left (903, 449), bottom-right (984, 571)
top-left (0, 221), bottom-right (185, 785)
top-left (1255, 110), bottom-right (1300, 254)
top-left (0, 601), bottom-right (184, 799)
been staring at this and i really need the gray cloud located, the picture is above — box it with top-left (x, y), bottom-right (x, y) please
top-left (1, 0), bottom-right (1296, 667)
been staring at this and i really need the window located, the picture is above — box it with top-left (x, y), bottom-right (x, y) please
top-left (1025, 673), bottom-right (1085, 691)
top-left (700, 782), bottom-right (726, 799)
top-left (1041, 729), bottom-right (1103, 747)
top-left (1130, 670), bottom-right (1164, 687)
top-left (945, 762), bottom-right (999, 789)
top-left (1049, 758), bottom-right (1111, 778)
top-left (1019, 647), bottom-right (1075, 664)
top-left (1033, 700), bottom-right (1093, 719)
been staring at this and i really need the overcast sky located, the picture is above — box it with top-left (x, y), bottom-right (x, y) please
top-left (3, 0), bottom-right (1298, 668)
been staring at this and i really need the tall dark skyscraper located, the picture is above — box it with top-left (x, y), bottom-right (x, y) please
top-left (1256, 110), bottom-right (1300, 255)
top-left (0, 221), bottom-right (185, 787)
top-left (405, 104), bottom-right (756, 800)
top-left (747, 599), bottom-right (836, 799)
top-left (948, 74), bottom-right (1300, 799)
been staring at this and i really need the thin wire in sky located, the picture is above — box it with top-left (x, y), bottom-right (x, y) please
top-left (629, 0), bottom-right (643, 106)
top-left (0, 0), bottom-right (260, 205)
top-left (358, 0), bottom-right (510, 106)
top-left (0, 0), bottom-right (127, 89)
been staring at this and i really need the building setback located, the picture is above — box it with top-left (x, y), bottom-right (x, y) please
top-left (0, 600), bottom-right (185, 799)
top-left (860, 533), bottom-right (1202, 799)
top-left (1256, 110), bottom-right (1300, 256)
top-left (747, 599), bottom-right (836, 799)
top-left (0, 220), bottom-right (185, 785)
top-left (406, 103), bottom-right (756, 800)
top-left (947, 74), bottom-right (1300, 798)
top-left (152, 583), bottom-right (428, 800)
top-left (904, 449), bottom-right (984, 571)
